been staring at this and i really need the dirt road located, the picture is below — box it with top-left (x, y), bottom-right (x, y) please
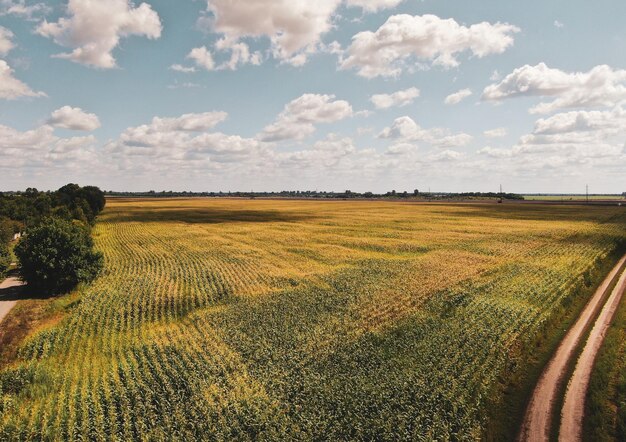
top-left (0, 275), bottom-right (24, 325)
top-left (559, 261), bottom-right (626, 441)
top-left (518, 255), bottom-right (626, 442)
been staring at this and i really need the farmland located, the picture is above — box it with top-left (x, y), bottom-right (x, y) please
top-left (1, 199), bottom-right (626, 440)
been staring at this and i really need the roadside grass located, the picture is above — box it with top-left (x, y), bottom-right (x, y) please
top-left (485, 247), bottom-right (626, 441)
top-left (583, 273), bottom-right (626, 441)
top-left (0, 288), bottom-right (81, 370)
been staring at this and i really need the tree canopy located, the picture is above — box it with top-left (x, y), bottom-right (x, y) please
top-left (14, 218), bottom-right (103, 294)
top-left (0, 184), bottom-right (106, 287)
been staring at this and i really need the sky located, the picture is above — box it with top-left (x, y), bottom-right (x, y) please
top-left (0, 0), bottom-right (625, 193)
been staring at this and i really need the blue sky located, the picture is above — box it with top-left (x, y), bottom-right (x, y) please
top-left (0, 0), bottom-right (625, 193)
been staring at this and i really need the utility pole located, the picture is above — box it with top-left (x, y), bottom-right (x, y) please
top-left (586, 184), bottom-right (589, 204)
top-left (499, 184), bottom-right (503, 194)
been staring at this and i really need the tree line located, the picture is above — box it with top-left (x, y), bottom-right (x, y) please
top-left (0, 184), bottom-right (106, 293)
top-left (104, 189), bottom-right (526, 200)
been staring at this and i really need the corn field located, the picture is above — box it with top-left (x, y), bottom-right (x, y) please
top-left (1, 199), bottom-right (625, 441)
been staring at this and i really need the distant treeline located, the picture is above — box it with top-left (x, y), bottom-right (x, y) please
top-left (1, 184), bottom-right (105, 228)
top-left (0, 184), bottom-right (106, 278)
top-left (105, 190), bottom-right (525, 200)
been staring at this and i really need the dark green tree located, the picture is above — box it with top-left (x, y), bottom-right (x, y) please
top-left (15, 218), bottom-right (103, 294)
top-left (0, 243), bottom-right (10, 279)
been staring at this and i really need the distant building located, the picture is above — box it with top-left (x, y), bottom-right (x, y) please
top-left (12, 232), bottom-right (21, 241)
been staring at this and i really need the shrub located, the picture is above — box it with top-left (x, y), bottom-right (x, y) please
top-left (15, 218), bottom-right (103, 294)
top-left (0, 243), bottom-right (10, 279)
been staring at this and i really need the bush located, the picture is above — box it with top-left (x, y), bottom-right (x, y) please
top-left (0, 243), bottom-right (10, 279)
top-left (15, 218), bottom-right (103, 294)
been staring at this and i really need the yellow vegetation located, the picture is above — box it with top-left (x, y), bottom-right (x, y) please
top-left (1, 198), bottom-right (625, 440)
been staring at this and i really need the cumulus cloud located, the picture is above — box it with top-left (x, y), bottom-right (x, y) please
top-left (483, 127), bottom-right (508, 138)
top-left (477, 146), bottom-right (513, 158)
top-left (0, 122), bottom-right (98, 173)
top-left (0, 1), bottom-right (50, 19)
top-left (533, 107), bottom-right (626, 135)
top-left (0, 26), bottom-right (14, 55)
top-left (444, 88), bottom-right (472, 105)
top-left (199, 0), bottom-right (341, 66)
top-left (478, 107), bottom-right (626, 168)
top-left (340, 14), bottom-right (519, 78)
top-left (36, 0), bottom-right (162, 68)
top-left (379, 116), bottom-right (473, 147)
top-left (429, 149), bottom-right (464, 162)
top-left (181, 39), bottom-right (264, 72)
top-left (482, 63), bottom-right (626, 114)
top-left (0, 26), bottom-right (45, 99)
top-left (260, 94), bottom-right (353, 142)
top-left (191, 1), bottom-right (411, 70)
top-left (47, 106), bottom-right (101, 131)
top-left (106, 111), bottom-right (265, 174)
top-left (0, 60), bottom-right (46, 99)
top-left (371, 87), bottom-right (420, 109)
top-left (186, 46), bottom-right (215, 71)
top-left (278, 134), bottom-right (358, 168)
top-left (128, 112), bottom-right (228, 137)
top-left (170, 64), bottom-right (196, 73)
top-left (214, 38), bottom-right (263, 70)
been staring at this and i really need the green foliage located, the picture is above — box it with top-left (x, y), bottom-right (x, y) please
top-left (0, 243), bottom-right (10, 279)
top-left (14, 218), bottom-right (103, 294)
top-left (0, 183), bottom-right (106, 227)
top-left (583, 287), bottom-right (626, 441)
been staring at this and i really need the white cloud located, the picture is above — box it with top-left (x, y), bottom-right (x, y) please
top-left (477, 107), bottom-right (626, 168)
top-left (340, 14), bottom-right (519, 78)
top-left (483, 127), bottom-right (508, 138)
top-left (199, 0), bottom-right (342, 66)
top-left (47, 106), bottom-right (101, 131)
top-left (193, 1), bottom-right (410, 69)
top-left (36, 0), bottom-right (162, 68)
top-left (0, 123), bottom-right (97, 172)
top-left (187, 46), bottom-right (215, 71)
top-left (167, 81), bottom-right (203, 90)
top-left (278, 134), bottom-right (357, 168)
top-left (0, 26), bottom-right (14, 55)
top-left (345, 0), bottom-right (404, 12)
top-left (170, 64), bottom-right (196, 73)
top-left (429, 149), bottom-right (464, 162)
top-left (260, 94), bottom-right (353, 142)
top-left (490, 70), bottom-right (501, 81)
top-left (554, 20), bottom-right (564, 29)
top-left (444, 88), bottom-right (472, 105)
top-left (378, 116), bottom-right (473, 147)
top-left (371, 87), bottom-right (420, 109)
top-left (214, 38), bottom-right (262, 70)
top-left (532, 107), bottom-right (626, 136)
top-left (385, 142), bottom-right (416, 156)
top-left (0, 1), bottom-right (50, 19)
top-left (477, 146), bottom-right (513, 158)
top-left (133, 112), bottom-right (229, 135)
top-left (0, 60), bottom-right (46, 99)
top-left (107, 111), bottom-right (265, 173)
top-left (482, 63), bottom-right (626, 114)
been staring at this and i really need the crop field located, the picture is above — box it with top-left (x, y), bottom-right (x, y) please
top-left (1, 199), bottom-right (626, 440)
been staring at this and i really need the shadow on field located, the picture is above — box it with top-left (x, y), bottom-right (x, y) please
top-left (0, 270), bottom-right (53, 301)
top-left (105, 208), bottom-right (317, 224)
top-left (429, 204), bottom-right (626, 224)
